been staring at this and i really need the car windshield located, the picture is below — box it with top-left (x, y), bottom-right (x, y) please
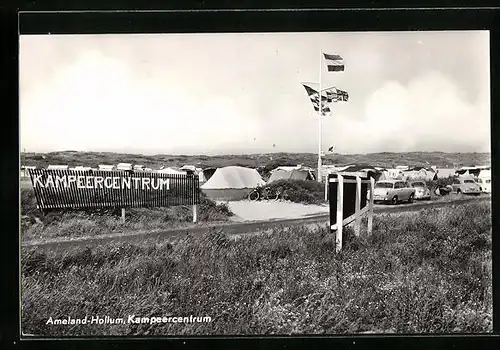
top-left (411, 182), bottom-right (425, 188)
top-left (464, 180), bottom-right (475, 183)
top-left (376, 182), bottom-right (393, 189)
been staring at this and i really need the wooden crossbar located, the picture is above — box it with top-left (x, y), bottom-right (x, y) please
top-left (329, 173), bottom-right (375, 252)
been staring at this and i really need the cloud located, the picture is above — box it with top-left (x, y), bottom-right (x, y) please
top-left (322, 71), bottom-right (490, 154)
top-left (20, 50), bottom-right (261, 153)
top-left (20, 33), bottom-right (490, 155)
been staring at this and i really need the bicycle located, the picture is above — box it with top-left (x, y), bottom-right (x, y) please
top-left (248, 186), bottom-right (279, 201)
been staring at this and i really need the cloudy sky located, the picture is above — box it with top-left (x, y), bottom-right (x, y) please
top-left (19, 31), bottom-right (490, 155)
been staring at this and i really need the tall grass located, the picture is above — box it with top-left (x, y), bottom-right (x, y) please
top-left (21, 201), bottom-right (492, 335)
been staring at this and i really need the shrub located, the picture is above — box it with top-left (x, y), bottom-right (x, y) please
top-left (266, 179), bottom-right (325, 204)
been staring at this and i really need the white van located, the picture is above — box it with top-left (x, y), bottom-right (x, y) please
top-left (477, 177), bottom-right (491, 193)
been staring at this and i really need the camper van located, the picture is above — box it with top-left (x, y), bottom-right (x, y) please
top-left (477, 170), bottom-right (491, 193)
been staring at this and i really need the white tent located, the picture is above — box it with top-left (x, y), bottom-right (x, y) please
top-left (47, 165), bottom-right (69, 170)
top-left (403, 168), bottom-right (437, 181)
top-left (98, 164), bottom-right (116, 171)
top-left (116, 163), bottom-right (133, 171)
top-left (436, 168), bottom-right (456, 179)
top-left (478, 169), bottom-right (491, 179)
top-left (156, 167), bottom-right (186, 175)
top-left (201, 166), bottom-right (265, 200)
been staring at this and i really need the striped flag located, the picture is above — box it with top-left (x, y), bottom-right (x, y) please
top-left (302, 84), bottom-right (330, 114)
top-left (337, 89), bottom-right (349, 101)
top-left (323, 53), bottom-right (344, 72)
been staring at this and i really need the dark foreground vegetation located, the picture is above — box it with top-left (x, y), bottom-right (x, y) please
top-left (22, 201), bottom-right (492, 335)
top-left (21, 187), bottom-right (233, 242)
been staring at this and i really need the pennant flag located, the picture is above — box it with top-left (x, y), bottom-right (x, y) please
top-left (323, 53), bottom-right (344, 72)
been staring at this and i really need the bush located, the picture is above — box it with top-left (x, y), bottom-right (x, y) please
top-left (425, 175), bottom-right (456, 189)
top-left (266, 179), bottom-right (325, 204)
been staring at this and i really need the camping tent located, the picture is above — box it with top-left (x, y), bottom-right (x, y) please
top-left (267, 168), bottom-right (315, 183)
top-left (478, 169), bottom-right (491, 179)
top-left (47, 165), bottom-right (69, 170)
top-left (403, 167), bottom-right (437, 181)
top-left (116, 163), bottom-right (133, 171)
top-left (321, 164), bottom-right (382, 181)
top-left (98, 164), bottom-right (116, 171)
top-left (200, 168), bottom-right (217, 183)
top-left (156, 167), bottom-right (186, 175)
top-left (436, 168), bottom-right (456, 179)
top-left (201, 166), bottom-right (265, 200)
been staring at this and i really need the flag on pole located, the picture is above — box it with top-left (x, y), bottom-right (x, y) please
top-left (302, 84), bottom-right (331, 114)
top-left (323, 53), bottom-right (344, 72)
top-left (336, 89), bottom-right (349, 101)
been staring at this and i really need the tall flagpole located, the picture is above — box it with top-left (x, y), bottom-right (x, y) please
top-left (317, 49), bottom-right (323, 183)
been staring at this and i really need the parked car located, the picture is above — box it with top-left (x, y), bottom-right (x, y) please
top-left (409, 181), bottom-right (431, 200)
top-left (476, 177), bottom-right (491, 194)
top-left (372, 180), bottom-right (416, 204)
top-left (451, 177), bottom-right (481, 195)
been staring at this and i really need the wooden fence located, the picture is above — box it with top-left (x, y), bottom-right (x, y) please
top-left (329, 172), bottom-right (375, 252)
top-left (28, 169), bottom-right (200, 212)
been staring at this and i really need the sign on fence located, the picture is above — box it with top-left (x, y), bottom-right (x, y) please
top-left (328, 172), bottom-right (375, 252)
top-left (27, 169), bottom-right (201, 221)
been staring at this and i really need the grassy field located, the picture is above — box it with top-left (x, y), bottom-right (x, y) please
top-left (21, 201), bottom-right (492, 336)
top-left (21, 151), bottom-right (491, 171)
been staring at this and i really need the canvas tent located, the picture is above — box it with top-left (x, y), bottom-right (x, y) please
top-left (478, 169), bottom-right (491, 180)
top-left (98, 164), bottom-right (116, 171)
top-left (321, 164), bottom-right (382, 181)
top-left (47, 165), bottom-right (69, 170)
top-left (436, 168), bottom-right (456, 179)
top-left (456, 166), bottom-right (489, 178)
top-left (156, 167), bottom-right (186, 175)
top-left (201, 166), bottom-right (265, 201)
top-left (200, 168), bottom-right (217, 183)
top-left (268, 165), bottom-right (315, 183)
top-left (403, 167), bottom-right (438, 181)
top-left (267, 168), bottom-right (315, 183)
top-left (116, 163), bottom-right (133, 171)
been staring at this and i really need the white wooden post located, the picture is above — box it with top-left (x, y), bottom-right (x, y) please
top-left (336, 174), bottom-right (344, 253)
top-left (324, 174), bottom-right (328, 201)
top-left (354, 175), bottom-right (361, 237)
top-left (367, 177), bottom-right (375, 235)
top-left (121, 208), bottom-right (126, 224)
top-left (192, 205), bottom-right (198, 223)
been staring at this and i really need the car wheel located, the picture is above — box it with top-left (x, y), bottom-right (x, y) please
top-left (391, 196), bottom-right (398, 205)
top-left (457, 189), bottom-right (462, 195)
top-left (408, 193), bottom-right (414, 203)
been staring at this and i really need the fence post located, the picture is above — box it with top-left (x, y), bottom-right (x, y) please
top-left (121, 208), bottom-right (126, 224)
top-left (192, 205), bottom-right (198, 223)
top-left (354, 175), bottom-right (361, 237)
top-left (367, 177), bottom-right (375, 235)
top-left (324, 174), bottom-right (328, 201)
top-left (336, 174), bottom-right (344, 253)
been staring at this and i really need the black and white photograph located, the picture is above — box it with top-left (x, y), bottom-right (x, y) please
top-left (20, 30), bottom-right (492, 336)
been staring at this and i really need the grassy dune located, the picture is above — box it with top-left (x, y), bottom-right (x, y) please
top-left (21, 201), bottom-right (492, 336)
top-left (21, 151), bottom-right (491, 170)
